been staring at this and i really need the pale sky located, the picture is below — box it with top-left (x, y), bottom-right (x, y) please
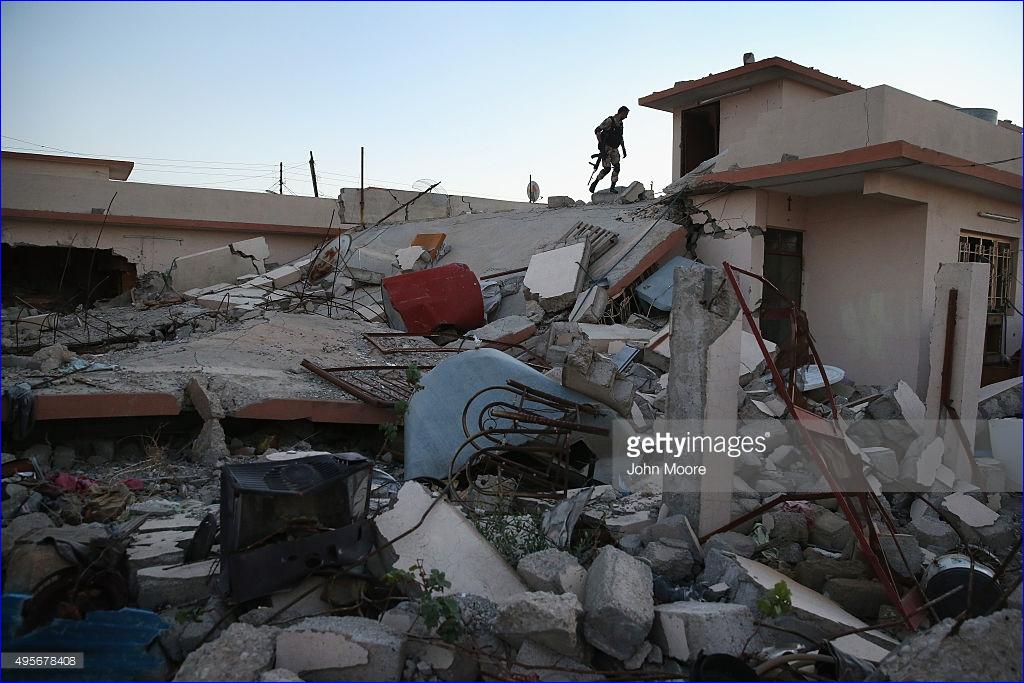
top-left (2, 1), bottom-right (1022, 202)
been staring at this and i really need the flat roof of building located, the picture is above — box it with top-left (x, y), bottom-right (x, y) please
top-left (639, 56), bottom-right (861, 112)
top-left (2, 151), bottom-right (134, 180)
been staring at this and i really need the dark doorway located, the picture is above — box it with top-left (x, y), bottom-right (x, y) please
top-left (761, 228), bottom-right (803, 346)
top-left (680, 102), bottom-right (720, 176)
top-left (1, 243), bottom-right (136, 311)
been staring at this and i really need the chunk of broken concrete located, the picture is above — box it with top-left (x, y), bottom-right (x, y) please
top-left (941, 492), bottom-right (999, 528)
top-left (173, 622), bottom-right (277, 682)
top-left (516, 549), bottom-right (587, 598)
top-left (583, 545), bottom-right (653, 660)
top-left (136, 558), bottom-right (219, 609)
top-left (191, 419), bottom-right (230, 465)
top-left (547, 195), bottom-right (576, 209)
top-left (878, 609), bottom-right (1022, 681)
top-left (494, 591), bottom-right (583, 652)
top-left (639, 540), bottom-right (695, 582)
top-left (275, 616), bottom-right (405, 681)
top-left (523, 242), bottom-right (591, 313)
top-left (652, 601), bottom-right (757, 661)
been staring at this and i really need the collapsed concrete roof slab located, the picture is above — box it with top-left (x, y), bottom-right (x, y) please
top-left (343, 201), bottom-right (681, 289)
top-left (1, 312), bottom-right (452, 425)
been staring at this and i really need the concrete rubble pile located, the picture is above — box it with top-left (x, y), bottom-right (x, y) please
top-left (2, 185), bottom-right (1021, 682)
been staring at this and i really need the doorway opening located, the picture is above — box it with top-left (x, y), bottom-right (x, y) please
top-left (679, 102), bottom-right (720, 176)
top-left (760, 228), bottom-right (804, 346)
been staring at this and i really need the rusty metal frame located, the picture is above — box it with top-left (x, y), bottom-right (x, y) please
top-left (300, 359), bottom-right (434, 408)
top-left (362, 331), bottom-right (549, 370)
top-left (451, 380), bottom-right (609, 499)
top-left (721, 261), bottom-right (914, 627)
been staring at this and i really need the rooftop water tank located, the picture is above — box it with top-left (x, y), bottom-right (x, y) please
top-left (957, 107), bottom-right (998, 124)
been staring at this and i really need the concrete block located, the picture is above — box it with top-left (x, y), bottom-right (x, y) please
top-left (516, 549), bottom-right (587, 598)
top-left (639, 540), bottom-right (695, 581)
top-left (590, 189), bottom-right (620, 204)
top-left (619, 181), bottom-right (646, 204)
top-left (906, 515), bottom-right (958, 553)
top-left (583, 546), bottom-right (654, 660)
top-left (275, 616), bottom-right (405, 681)
top-left (494, 591), bottom-right (582, 651)
top-left (877, 534), bottom-right (923, 580)
top-left (466, 316), bottom-right (536, 348)
top-left (264, 264), bottom-right (302, 288)
top-left (809, 508), bottom-right (852, 551)
top-left (568, 285), bottom-right (609, 323)
top-left (186, 375), bottom-right (225, 420)
top-left (577, 323), bottom-right (655, 352)
top-left (652, 601), bottom-right (756, 661)
top-left (604, 510), bottom-right (655, 537)
top-left (702, 531), bottom-right (756, 559)
top-left (136, 558), bottom-right (219, 609)
top-left (547, 195), bottom-right (576, 209)
top-left (523, 242), bottom-right (591, 312)
top-left (174, 622), bottom-right (277, 682)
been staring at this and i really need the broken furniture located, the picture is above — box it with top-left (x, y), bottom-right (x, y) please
top-left (402, 348), bottom-right (613, 486)
top-left (219, 453), bottom-right (391, 603)
top-left (380, 262), bottom-right (485, 335)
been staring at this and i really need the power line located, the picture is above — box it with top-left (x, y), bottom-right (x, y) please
top-left (1, 135), bottom-right (300, 168)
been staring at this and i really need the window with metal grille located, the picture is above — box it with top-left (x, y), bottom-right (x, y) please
top-left (958, 231), bottom-right (1018, 360)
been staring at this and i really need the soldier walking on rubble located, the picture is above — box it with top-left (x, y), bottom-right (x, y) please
top-left (589, 105), bottom-right (629, 194)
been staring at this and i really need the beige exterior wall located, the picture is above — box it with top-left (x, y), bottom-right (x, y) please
top-left (863, 171), bottom-right (1022, 393)
top-left (670, 78), bottom-right (841, 181)
top-left (2, 168), bottom-right (341, 226)
top-left (1, 217), bottom-right (326, 274)
top-left (726, 86), bottom-right (1022, 173)
top-left (695, 178), bottom-right (1020, 398)
top-left (801, 193), bottom-right (930, 390)
top-left (3, 158), bottom-right (112, 180)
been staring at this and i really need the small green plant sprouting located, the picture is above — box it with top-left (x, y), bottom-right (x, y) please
top-left (378, 364), bottom-right (421, 444)
top-left (757, 580), bottom-right (793, 617)
top-left (384, 561), bottom-right (464, 643)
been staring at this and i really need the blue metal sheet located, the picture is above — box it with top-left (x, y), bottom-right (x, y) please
top-left (403, 348), bottom-right (613, 480)
top-left (634, 255), bottom-right (708, 312)
top-left (3, 594), bottom-right (168, 681)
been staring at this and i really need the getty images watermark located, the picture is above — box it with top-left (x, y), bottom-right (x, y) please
top-left (610, 418), bottom-right (1020, 495)
top-left (624, 430), bottom-right (771, 476)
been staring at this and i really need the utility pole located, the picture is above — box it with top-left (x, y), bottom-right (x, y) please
top-left (279, 162), bottom-right (283, 195)
top-left (359, 146), bottom-right (365, 228)
top-left (308, 151), bottom-right (319, 197)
